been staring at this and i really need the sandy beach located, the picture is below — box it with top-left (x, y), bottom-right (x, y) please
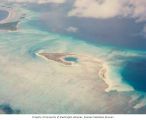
top-left (37, 52), bottom-right (108, 89)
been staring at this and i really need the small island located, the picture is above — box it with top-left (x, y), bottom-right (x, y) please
top-left (36, 52), bottom-right (79, 65)
top-left (0, 6), bottom-right (24, 31)
top-left (37, 52), bottom-right (108, 89)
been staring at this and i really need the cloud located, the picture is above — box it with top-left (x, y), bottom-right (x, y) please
top-left (125, 0), bottom-right (146, 22)
top-left (68, 0), bottom-right (146, 21)
top-left (68, 0), bottom-right (122, 19)
top-left (66, 26), bottom-right (78, 33)
top-left (5, 0), bottom-right (65, 4)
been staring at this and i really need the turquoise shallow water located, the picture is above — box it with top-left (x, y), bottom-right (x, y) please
top-left (0, 2), bottom-right (146, 114)
top-left (64, 57), bottom-right (78, 62)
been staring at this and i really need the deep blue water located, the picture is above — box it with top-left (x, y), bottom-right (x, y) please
top-left (26, 3), bottom-right (146, 51)
top-left (122, 58), bottom-right (146, 92)
top-left (64, 57), bottom-right (78, 62)
top-left (26, 4), bottom-right (146, 93)
top-left (0, 10), bottom-right (9, 20)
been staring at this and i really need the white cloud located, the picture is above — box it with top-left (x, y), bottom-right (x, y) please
top-left (5, 0), bottom-right (65, 4)
top-left (68, 0), bottom-right (146, 21)
top-left (68, 0), bottom-right (123, 19)
top-left (66, 26), bottom-right (78, 33)
top-left (128, 0), bottom-right (146, 22)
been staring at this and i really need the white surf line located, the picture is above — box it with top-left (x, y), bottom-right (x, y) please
top-left (36, 51), bottom-right (134, 93)
top-left (99, 63), bottom-right (134, 92)
top-left (98, 63), bottom-right (112, 92)
top-left (35, 52), bottom-right (49, 62)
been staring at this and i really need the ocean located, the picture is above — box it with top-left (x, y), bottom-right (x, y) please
top-left (0, 2), bottom-right (146, 114)
top-left (0, 10), bottom-right (8, 21)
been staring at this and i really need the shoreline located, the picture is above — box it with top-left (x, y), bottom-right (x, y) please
top-left (36, 52), bottom-right (109, 91)
top-left (0, 6), bottom-right (24, 31)
top-left (36, 52), bottom-right (134, 93)
top-left (0, 6), bottom-right (21, 24)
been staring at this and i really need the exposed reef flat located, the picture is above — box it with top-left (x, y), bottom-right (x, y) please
top-left (37, 53), bottom-right (78, 65)
top-left (35, 52), bottom-right (146, 114)
top-left (0, 1), bottom-right (146, 114)
top-left (37, 52), bottom-right (108, 87)
top-left (36, 52), bottom-right (104, 67)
